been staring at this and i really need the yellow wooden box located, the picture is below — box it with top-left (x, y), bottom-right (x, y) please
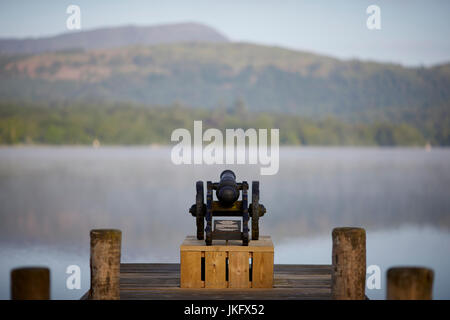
top-left (180, 235), bottom-right (274, 288)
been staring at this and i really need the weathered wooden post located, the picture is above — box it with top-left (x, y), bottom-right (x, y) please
top-left (387, 267), bottom-right (434, 300)
top-left (11, 267), bottom-right (50, 300)
top-left (89, 229), bottom-right (122, 300)
top-left (331, 227), bottom-right (366, 300)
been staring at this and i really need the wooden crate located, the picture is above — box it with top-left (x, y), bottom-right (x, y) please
top-left (180, 235), bottom-right (274, 288)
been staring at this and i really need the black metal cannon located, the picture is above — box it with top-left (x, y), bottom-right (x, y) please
top-left (189, 170), bottom-right (266, 246)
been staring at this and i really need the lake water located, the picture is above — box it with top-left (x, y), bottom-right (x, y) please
top-left (0, 146), bottom-right (449, 300)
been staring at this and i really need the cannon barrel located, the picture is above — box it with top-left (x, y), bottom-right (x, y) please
top-left (216, 170), bottom-right (239, 207)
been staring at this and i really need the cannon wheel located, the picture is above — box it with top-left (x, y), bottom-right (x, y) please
top-left (242, 233), bottom-right (249, 246)
top-left (195, 181), bottom-right (204, 240)
top-left (205, 181), bottom-right (213, 246)
top-left (242, 181), bottom-right (249, 246)
top-left (205, 231), bottom-right (212, 246)
top-left (252, 181), bottom-right (260, 240)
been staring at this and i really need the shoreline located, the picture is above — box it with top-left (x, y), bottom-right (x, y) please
top-left (0, 144), bottom-right (447, 149)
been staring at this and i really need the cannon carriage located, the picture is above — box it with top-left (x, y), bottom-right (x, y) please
top-left (189, 170), bottom-right (266, 246)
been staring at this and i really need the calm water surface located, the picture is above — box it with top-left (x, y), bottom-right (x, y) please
top-left (0, 146), bottom-right (449, 299)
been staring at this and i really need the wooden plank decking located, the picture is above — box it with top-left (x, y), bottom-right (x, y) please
top-left (82, 263), bottom-right (332, 300)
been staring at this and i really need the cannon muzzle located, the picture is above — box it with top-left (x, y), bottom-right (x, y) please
top-left (216, 170), bottom-right (239, 207)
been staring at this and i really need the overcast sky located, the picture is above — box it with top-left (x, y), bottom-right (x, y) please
top-left (0, 0), bottom-right (449, 66)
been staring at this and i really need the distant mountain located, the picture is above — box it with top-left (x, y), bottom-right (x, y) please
top-left (0, 23), bottom-right (229, 54)
top-left (0, 42), bottom-right (449, 118)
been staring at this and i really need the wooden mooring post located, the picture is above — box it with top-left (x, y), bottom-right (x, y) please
top-left (89, 229), bottom-right (122, 300)
top-left (387, 267), bottom-right (434, 300)
top-left (11, 267), bottom-right (50, 300)
top-left (331, 227), bottom-right (366, 300)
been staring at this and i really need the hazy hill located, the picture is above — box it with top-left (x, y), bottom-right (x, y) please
top-left (0, 42), bottom-right (449, 118)
top-left (0, 23), bottom-right (229, 54)
top-left (1, 24), bottom-right (449, 146)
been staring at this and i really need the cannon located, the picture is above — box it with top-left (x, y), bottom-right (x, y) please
top-left (189, 170), bottom-right (266, 246)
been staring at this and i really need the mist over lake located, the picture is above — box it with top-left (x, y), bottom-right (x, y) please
top-left (0, 146), bottom-right (449, 299)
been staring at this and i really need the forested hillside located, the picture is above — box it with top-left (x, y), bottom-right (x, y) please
top-left (0, 43), bottom-right (449, 116)
top-left (1, 101), bottom-right (447, 146)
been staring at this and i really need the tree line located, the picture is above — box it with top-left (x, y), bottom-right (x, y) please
top-left (0, 100), bottom-right (446, 146)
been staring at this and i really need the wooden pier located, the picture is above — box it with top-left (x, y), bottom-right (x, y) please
top-left (82, 263), bottom-right (332, 300)
top-left (12, 227), bottom-right (434, 300)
